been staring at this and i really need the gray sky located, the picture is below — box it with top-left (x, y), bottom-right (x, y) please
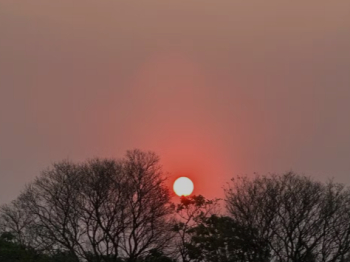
top-left (1, 0), bottom-right (350, 203)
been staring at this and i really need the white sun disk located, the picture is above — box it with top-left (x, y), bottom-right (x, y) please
top-left (173, 177), bottom-right (194, 196)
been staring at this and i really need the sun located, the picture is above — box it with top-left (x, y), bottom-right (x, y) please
top-left (173, 177), bottom-right (194, 196)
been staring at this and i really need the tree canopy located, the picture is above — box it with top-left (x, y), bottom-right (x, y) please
top-left (1, 150), bottom-right (174, 262)
top-left (1, 150), bottom-right (350, 262)
top-left (225, 172), bottom-right (350, 262)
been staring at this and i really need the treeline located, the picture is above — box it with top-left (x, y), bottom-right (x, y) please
top-left (1, 150), bottom-right (350, 262)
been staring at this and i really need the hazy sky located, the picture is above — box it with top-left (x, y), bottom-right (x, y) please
top-left (1, 1), bottom-right (350, 203)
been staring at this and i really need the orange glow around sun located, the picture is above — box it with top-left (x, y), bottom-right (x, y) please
top-left (173, 177), bottom-right (194, 196)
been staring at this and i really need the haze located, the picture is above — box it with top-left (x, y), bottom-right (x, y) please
top-left (1, 0), bottom-right (350, 203)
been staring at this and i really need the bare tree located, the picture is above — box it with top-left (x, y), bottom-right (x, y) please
top-left (0, 199), bottom-right (38, 248)
top-left (119, 150), bottom-right (174, 262)
top-left (0, 150), bottom-right (174, 262)
top-left (225, 172), bottom-right (350, 262)
top-left (18, 161), bottom-right (84, 261)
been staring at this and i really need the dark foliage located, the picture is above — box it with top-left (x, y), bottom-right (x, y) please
top-left (185, 214), bottom-right (269, 262)
top-left (0, 232), bottom-right (51, 262)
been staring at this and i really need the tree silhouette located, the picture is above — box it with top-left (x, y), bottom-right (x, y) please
top-left (225, 172), bottom-right (350, 262)
top-left (0, 150), bottom-right (174, 262)
top-left (172, 195), bottom-right (219, 262)
top-left (172, 195), bottom-right (269, 262)
top-left (2, 152), bottom-right (350, 262)
top-left (185, 214), bottom-right (269, 262)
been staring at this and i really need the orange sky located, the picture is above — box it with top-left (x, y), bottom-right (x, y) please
top-left (1, 0), bottom-right (350, 203)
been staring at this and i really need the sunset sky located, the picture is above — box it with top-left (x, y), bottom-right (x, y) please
top-left (1, 1), bottom-right (350, 203)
